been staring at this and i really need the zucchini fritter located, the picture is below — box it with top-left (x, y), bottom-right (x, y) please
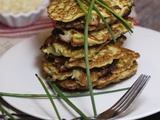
top-left (40, 0), bottom-right (140, 91)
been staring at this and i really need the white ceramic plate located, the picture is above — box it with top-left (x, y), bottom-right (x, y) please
top-left (0, 26), bottom-right (160, 120)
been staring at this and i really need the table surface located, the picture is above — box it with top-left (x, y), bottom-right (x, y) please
top-left (134, 0), bottom-right (160, 32)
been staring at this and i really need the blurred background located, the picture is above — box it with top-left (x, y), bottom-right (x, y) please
top-left (134, 0), bottom-right (160, 31)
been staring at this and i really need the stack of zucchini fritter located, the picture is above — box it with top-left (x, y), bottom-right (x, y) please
top-left (40, 0), bottom-right (140, 90)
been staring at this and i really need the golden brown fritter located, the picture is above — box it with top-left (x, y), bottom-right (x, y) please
top-left (57, 18), bottom-right (135, 46)
top-left (48, 0), bottom-right (133, 23)
top-left (55, 15), bottom-right (133, 31)
top-left (42, 36), bottom-right (125, 69)
top-left (65, 40), bottom-right (123, 69)
top-left (56, 17), bottom-right (107, 31)
top-left (41, 35), bottom-right (126, 62)
top-left (56, 61), bottom-right (138, 90)
top-left (42, 48), bottom-right (140, 90)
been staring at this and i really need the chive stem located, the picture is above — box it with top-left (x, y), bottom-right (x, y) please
top-left (46, 78), bottom-right (89, 120)
top-left (84, 0), bottom-right (97, 117)
top-left (0, 87), bottom-right (129, 98)
top-left (35, 74), bottom-right (61, 120)
top-left (84, 0), bottom-right (116, 42)
top-left (0, 104), bottom-right (16, 120)
top-left (76, 0), bottom-right (87, 14)
top-left (96, 0), bottom-right (133, 33)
